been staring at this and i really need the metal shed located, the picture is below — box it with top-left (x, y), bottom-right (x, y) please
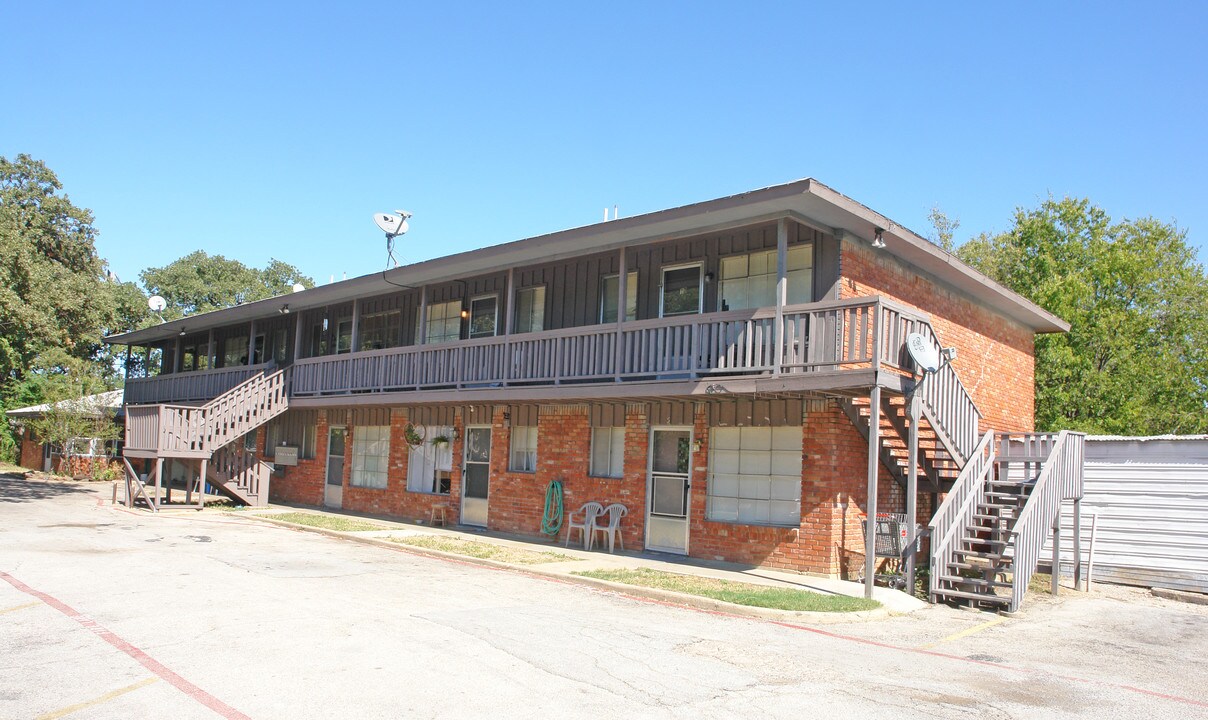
top-left (1046, 435), bottom-right (1208, 593)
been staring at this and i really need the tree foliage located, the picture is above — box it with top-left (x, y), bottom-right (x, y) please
top-left (927, 206), bottom-right (960, 252)
top-left (140, 251), bottom-right (313, 321)
top-left (958, 197), bottom-right (1208, 435)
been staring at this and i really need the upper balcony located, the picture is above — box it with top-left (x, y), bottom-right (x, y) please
top-left (124, 296), bottom-right (931, 406)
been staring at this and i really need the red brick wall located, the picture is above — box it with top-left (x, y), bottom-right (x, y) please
top-left (269, 412), bottom-right (327, 506)
top-left (839, 239), bottom-right (1036, 433)
top-left (19, 431), bottom-right (42, 470)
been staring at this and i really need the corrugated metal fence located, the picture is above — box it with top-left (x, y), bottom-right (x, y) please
top-left (1044, 436), bottom-right (1208, 593)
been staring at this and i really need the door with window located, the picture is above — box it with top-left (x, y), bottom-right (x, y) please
top-left (325, 426), bottom-right (347, 508)
top-left (461, 426), bottom-right (492, 527)
top-left (646, 427), bottom-right (692, 554)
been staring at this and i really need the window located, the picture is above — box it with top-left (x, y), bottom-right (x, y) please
top-left (66, 438), bottom-right (107, 457)
top-left (600, 272), bottom-right (638, 323)
top-left (424, 300), bottom-right (462, 344)
top-left (335, 319), bottom-right (352, 354)
top-left (719, 246), bottom-right (813, 311)
top-left (590, 427), bottom-right (624, 478)
top-left (660, 265), bottom-right (701, 317)
top-left (509, 426), bottom-right (538, 472)
top-left (223, 336), bottom-right (248, 367)
top-left (271, 328), bottom-right (288, 363)
top-left (514, 287), bottom-right (546, 333)
top-left (406, 426), bottom-right (454, 494)
top-left (251, 334), bottom-right (266, 364)
top-left (706, 426), bottom-right (801, 526)
top-left (243, 432), bottom-right (258, 453)
top-left (310, 320), bottom-right (328, 357)
top-left (350, 425), bottom-right (390, 489)
top-left (469, 296), bottom-right (497, 339)
top-left (359, 310), bottom-right (401, 350)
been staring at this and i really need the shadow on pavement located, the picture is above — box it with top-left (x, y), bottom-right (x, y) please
top-left (0, 472), bottom-right (94, 503)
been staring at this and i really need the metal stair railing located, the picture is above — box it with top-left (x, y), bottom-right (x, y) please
top-left (928, 431), bottom-right (996, 601)
top-left (1006, 431), bottom-right (1085, 611)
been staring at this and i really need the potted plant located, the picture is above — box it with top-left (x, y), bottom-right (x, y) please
top-left (403, 423), bottom-right (426, 448)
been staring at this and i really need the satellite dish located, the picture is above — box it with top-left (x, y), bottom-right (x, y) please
top-left (291, 283), bottom-right (305, 293)
top-left (148, 295), bottom-right (167, 313)
top-left (906, 333), bottom-right (941, 373)
top-left (373, 210), bottom-right (412, 238)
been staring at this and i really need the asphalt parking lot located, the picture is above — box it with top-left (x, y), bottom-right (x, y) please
top-left (2, 474), bottom-right (1206, 719)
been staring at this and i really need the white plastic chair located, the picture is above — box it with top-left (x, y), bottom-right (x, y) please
top-left (592, 503), bottom-right (628, 553)
top-left (566, 502), bottom-right (603, 550)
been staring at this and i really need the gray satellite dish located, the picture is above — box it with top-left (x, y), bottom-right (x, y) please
top-left (373, 210), bottom-right (412, 238)
top-left (906, 333), bottom-right (941, 373)
top-left (148, 295), bottom-right (167, 313)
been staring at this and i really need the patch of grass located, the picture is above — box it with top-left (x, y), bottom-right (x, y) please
top-left (573, 567), bottom-right (881, 612)
top-left (1028, 571), bottom-right (1053, 594)
top-left (387, 535), bottom-right (578, 565)
top-left (266, 512), bottom-right (389, 532)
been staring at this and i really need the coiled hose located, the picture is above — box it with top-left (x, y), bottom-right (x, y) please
top-left (541, 478), bottom-right (564, 536)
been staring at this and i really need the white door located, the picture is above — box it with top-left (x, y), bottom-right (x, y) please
top-left (646, 427), bottom-right (692, 554)
top-left (461, 426), bottom-right (491, 527)
top-left (324, 426), bottom-right (346, 508)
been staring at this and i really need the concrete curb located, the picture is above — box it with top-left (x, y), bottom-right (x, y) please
top-left (238, 513), bottom-right (894, 624)
top-left (1151, 587), bottom-right (1208, 606)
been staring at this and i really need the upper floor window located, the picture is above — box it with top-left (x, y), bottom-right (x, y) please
top-left (425, 300), bottom-right (462, 344)
top-left (223, 336), bottom-right (248, 367)
top-left (335, 320), bottom-right (352, 354)
top-left (514, 287), bottom-right (545, 333)
top-left (270, 328), bottom-right (288, 363)
top-left (600, 272), bottom-right (637, 323)
top-left (360, 310), bottom-right (401, 351)
top-left (469, 296), bottom-right (497, 339)
top-left (719, 246), bottom-right (813, 311)
top-left (660, 264), bottom-right (702, 317)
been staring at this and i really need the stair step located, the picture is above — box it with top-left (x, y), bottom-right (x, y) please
top-left (972, 513), bottom-right (1010, 522)
top-left (961, 536), bottom-right (1009, 546)
top-left (953, 548), bottom-right (1012, 561)
top-left (938, 574), bottom-right (1012, 589)
top-left (932, 588), bottom-right (1010, 605)
top-left (984, 491), bottom-right (1026, 499)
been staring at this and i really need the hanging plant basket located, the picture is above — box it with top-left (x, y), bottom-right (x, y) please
top-left (430, 434), bottom-right (451, 447)
top-left (403, 423), bottom-right (426, 448)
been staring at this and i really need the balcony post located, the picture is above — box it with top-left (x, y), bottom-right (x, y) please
top-left (614, 247), bottom-right (627, 381)
top-left (293, 311), bottom-right (304, 361)
top-left (418, 286), bottom-right (428, 345)
top-left (774, 218), bottom-right (788, 375)
top-left (247, 320), bottom-right (256, 366)
top-left (207, 329), bottom-right (215, 369)
top-left (174, 337), bottom-right (182, 374)
top-left (864, 384), bottom-right (881, 600)
top-left (504, 267), bottom-right (515, 336)
top-left (350, 299), bottom-right (361, 353)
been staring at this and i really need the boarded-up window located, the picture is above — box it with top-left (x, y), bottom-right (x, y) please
top-left (707, 427), bottom-right (801, 526)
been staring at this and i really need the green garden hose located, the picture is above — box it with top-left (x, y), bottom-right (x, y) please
top-left (541, 478), bottom-right (564, 536)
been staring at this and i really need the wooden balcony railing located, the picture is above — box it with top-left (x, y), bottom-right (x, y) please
top-left (124, 362), bottom-right (276, 405)
top-left (287, 297), bottom-right (927, 396)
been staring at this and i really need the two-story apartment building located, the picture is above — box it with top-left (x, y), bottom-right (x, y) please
top-left (107, 179), bottom-right (1077, 605)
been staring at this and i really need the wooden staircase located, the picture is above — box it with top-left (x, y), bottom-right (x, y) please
top-left (120, 365), bottom-right (289, 509)
top-left (929, 431), bottom-right (1085, 612)
top-left (839, 396), bottom-right (960, 493)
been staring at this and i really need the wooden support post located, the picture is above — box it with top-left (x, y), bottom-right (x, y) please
top-left (185, 459), bottom-right (193, 504)
top-left (199, 458), bottom-right (208, 509)
top-left (124, 345), bottom-right (133, 380)
top-left (773, 218), bottom-right (788, 376)
top-left (1051, 506), bottom-right (1061, 596)
top-left (905, 393), bottom-right (921, 594)
top-left (153, 458), bottom-right (163, 513)
top-left (207, 329), bottom-right (215, 368)
top-left (143, 346), bottom-right (152, 376)
top-left (864, 385), bottom-right (881, 600)
top-left (615, 248), bottom-right (627, 381)
top-left (247, 320), bottom-right (256, 365)
top-left (418, 287), bottom-right (428, 345)
top-left (504, 267), bottom-right (515, 336)
top-left (166, 461), bottom-right (172, 504)
top-left (350, 299), bottom-right (360, 353)
top-left (293, 310), bottom-right (304, 361)
top-left (1073, 497), bottom-right (1083, 590)
top-left (173, 337), bottom-right (182, 374)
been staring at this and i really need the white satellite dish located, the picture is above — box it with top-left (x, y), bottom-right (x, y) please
top-left (292, 283), bottom-right (305, 293)
top-left (148, 295), bottom-right (167, 313)
top-left (373, 210), bottom-right (412, 238)
top-left (906, 333), bottom-right (941, 373)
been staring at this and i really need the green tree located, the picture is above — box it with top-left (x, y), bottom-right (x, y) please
top-left (958, 197), bottom-right (1208, 434)
top-left (140, 251), bottom-right (313, 321)
top-left (927, 206), bottom-right (960, 251)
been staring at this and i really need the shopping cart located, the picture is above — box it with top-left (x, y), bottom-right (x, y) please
top-left (857, 512), bottom-right (924, 591)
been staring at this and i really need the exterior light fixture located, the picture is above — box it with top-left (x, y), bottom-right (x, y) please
top-left (460, 308), bottom-right (469, 319)
top-left (179, 326), bottom-right (187, 337)
top-left (872, 228), bottom-right (887, 249)
top-left (704, 271), bottom-right (716, 283)
top-left (280, 304), bottom-right (290, 314)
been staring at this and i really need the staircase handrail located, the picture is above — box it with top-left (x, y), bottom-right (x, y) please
top-left (928, 430), bottom-right (996, 600)
top-left (910, 319), bottom-right (982, 465)
top-left (200, 364), bottom-right (289, 452)
top-left (1006, 431), bottom-right (1085, 610)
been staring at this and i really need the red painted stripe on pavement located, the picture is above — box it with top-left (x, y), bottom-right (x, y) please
top-left (0, 571), bottom-right (250, 720)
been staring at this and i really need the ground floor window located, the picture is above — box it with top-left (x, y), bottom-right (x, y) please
top-left (590, 427), bottom-right (624, 478)
top-left (509, 426), bottom-right (537, 472)
top-left (706, 426), bottom-right (801, 526)
top-left (406, 426), bottom-right (453, 494)
top-left (350, 425), bottom-right (390, 489)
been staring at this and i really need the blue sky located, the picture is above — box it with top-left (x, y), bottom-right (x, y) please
top-left (4, 2), bottom-right (1205, 287)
